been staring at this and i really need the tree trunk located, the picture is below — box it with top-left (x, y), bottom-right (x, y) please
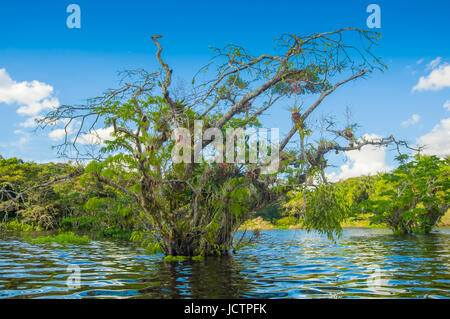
top-left (162, 227), bottom-right (234, 257)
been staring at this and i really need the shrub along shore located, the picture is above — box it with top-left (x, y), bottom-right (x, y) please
top-left (239, 210), bottom-right (450, 231)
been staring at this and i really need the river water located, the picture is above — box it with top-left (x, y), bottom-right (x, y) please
top-left (0, 228), bottom-right (449, 299)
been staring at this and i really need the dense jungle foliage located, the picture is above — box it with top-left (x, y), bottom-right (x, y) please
top-left (1, 154), bottom-right (448, 242)
top-left (284, 155), bottom-right (449, 236)
top-left (0, 156), bottom-right (137, 238)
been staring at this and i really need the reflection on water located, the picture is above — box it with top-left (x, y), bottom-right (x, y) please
top-left (0, 228), bottom-right (449, 299)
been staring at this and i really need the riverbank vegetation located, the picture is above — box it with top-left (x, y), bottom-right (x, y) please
top-left (27, 232), bottom-right (91, 245)
top-left (284, 154), bottom-right (449, 236)
top-left (1, 29), bottom-right (448, 256)
top-left (0, 157), bottom-right (137, 238)
top-left (2, 154), bottom-right (448, 239)
top-left (241, 157), bottom-right (450, 233)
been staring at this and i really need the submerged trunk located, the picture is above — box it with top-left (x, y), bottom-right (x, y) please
top-left (160, 223), bottom-right (237, 257)
top-left (139, 174), bottom-right (255, 257)
top-left (162, 234), bottom-right (233, 257)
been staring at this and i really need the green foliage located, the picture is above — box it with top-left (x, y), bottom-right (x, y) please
top-left (360, 155), bottom-right (449, 234)
top-left (239, 216), bottom-right (276, 230)
top-left (257, 203), bottom-right (284, 220)
top-left (273, 216), bottom-right (299, 229)
top-left (0, 157), bottom-right (76, 230)
top-left (163, 255), bottom-right (188, 262)
top-left (130, 230), bottom-right (145, 242)
top-left (145, 242), bottom-right (162, 255)
top-left (130, 230), bottom-right (162, 254)
top-left (0, 156), bottom-right (139, 236)
top-left (285, 155), bottom-right (449, 236)
top-left (301, 185), bottom-right (347, 239)
top-left (2, 219), bottom-right (38, 232)
top-left (191, 255), bottom-right (205, 262)
top-left (163, 255), bottom-right (205, 262)
top-left (29, 232), bottom-right (91, 245)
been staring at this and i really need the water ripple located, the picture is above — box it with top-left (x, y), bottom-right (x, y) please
top-left (0, 229), bottom-right (449, 298)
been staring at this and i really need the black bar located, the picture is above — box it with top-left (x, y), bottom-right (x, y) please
top-left (1, 299), bottom-right (448, 318)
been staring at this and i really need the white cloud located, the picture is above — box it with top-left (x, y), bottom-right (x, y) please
top-left (401, 114), bottom-right (420, 127)
top-left (77, 127), bottom-right (115, 145)
top-left (13, 129), bottom-right (31, 146)
top-left (19, 116), bottom-right (43, 128)
top-left (327, 134), bottom-right (393, 182)
top-left (47, 119), bottom-right (80, 141)
top-left (412, 64), bottom-right (450, 92)
top-left (0, 68), bottom-right (59, 116)
top-left (444, 100), bottom-right (450, 111)
top-left (416, 58), bottom-right (424, 65)
top-left (48, 129), bottom-right (68, 141)
top-left (427, 57), bottom-right (442, 70)
top-left (417, 117), bottom-right (450, 157)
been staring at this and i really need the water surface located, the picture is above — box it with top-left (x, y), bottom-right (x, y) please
top-left (0, 228), bottom-right (449, 299)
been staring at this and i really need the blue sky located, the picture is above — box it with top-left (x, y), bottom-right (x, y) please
top-left (0, 0), bottom-right (449, 179)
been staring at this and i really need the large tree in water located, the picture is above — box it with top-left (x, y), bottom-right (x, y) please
top-left (40, 28), bottom-right (412, 256)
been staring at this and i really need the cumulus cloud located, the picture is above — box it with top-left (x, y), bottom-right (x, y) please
top-left (46, 119), bottom-right (80, 141)
top-left (0, 68), bottom-right (59, 116)
top-left (444, 100), bottom-right (450, 111)
top-left (48, 129), bottom-right (68, 141)
top-left (412, 64), bottom-right (450, 92)
top-left (417, 117), bottom-right (450, 157)
top-left (327, 134), bottom-right (393, 182)
top-left (77, 127), bottom-right (115, 145)
top-left (401, 114), bottom-right (420, 127)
